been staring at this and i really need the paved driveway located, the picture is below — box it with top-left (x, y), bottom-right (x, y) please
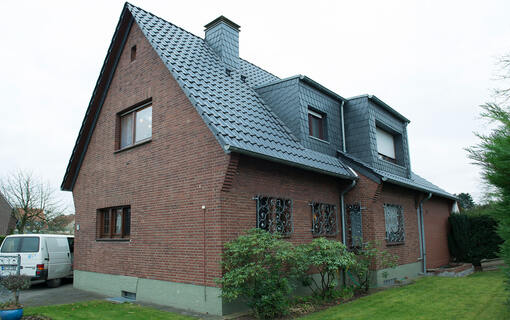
top-left (19, 279), bottom-right (105, 307)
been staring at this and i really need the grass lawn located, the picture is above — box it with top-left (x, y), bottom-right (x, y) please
top-left (301, 270), bottom-right (510, 320)
top-left (24, 300), bottom-right (194, 320)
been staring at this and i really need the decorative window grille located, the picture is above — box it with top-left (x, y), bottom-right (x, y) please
top-left (255, 196), bottom-right (293, 236)
top-left (310, 202), bottom-right (338, 237)
top-left (347, 203), bottom-right (363, 247)
top-left (384, 204), bottom-right (405, 243)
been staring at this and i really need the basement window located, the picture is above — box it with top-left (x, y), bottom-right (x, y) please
top-left (376, 126), bottom-right (396, 162)
top-left (119, 102), bottom-right (152, 149)
top-left (384, 204), bottom-right (404, 244)
top-left (255, 196), bottom-right (293, 236)
top-left (310, 202), bottom-right (338, 237)
top-left (308, 108), bottom-right (326, 140)
top-left (97, 206), bottom-right (131, 240)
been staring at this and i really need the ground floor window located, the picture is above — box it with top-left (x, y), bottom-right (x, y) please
top-left (310, 202), bottom-right (337, 237)
top-left (97, 206), bottom-right (131, 239)
top-left (384, 204), bottom-right (404, 244)
top-left (255, 196), bottom-right (292, 236)
top-left (348, 203), bottom-right (363, 247)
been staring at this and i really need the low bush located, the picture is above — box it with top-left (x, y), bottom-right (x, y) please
top-left (349, 241), bottom-right (398, 292)
top-left (448, 213), bottom-right (502, 266)
top-left (219, 230), bottom-right (398, 318)
top-left (217, 229), bottom-right (299, 319)
top-left (297, 238), bottom-right (356, 299)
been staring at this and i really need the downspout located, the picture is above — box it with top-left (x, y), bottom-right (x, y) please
top-left (418, 193), bottom-right (432, 274)
top-left (340, 100), bottom-right (346, 153)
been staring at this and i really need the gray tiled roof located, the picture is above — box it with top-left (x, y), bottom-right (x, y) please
top-left (374, 169), bottom-right (455, 200)
top-left (338, 151), bottom-right (455, 199)
top-left (126, 4), bottom-right (356, 179)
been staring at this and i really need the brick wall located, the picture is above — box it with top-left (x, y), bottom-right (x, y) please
top-left (423, 197), bottom-right (452, 268)
top-left (344, 174), bottom-right (421, 267)
top-left (72, 22), bottom-right (231, 287)
top-left (220, 155), bottom-right (347, 248)
top-left (344, 173), bottom-right (452, 269)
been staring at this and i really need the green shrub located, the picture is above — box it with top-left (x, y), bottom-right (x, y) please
top-left (448, 213), bottom-right (502, 266)
top-left (217, 229), bottom-right (299, 319)
top-left (349, 241), bottom-right (398, 292)
top-left (0, 274), bottom-right (31, 306)
top-left (297, 237), bottom-right (356, 299)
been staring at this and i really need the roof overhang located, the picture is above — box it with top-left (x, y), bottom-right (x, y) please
top-left (337, 151), bottom-right (456, 201)
top-left (226, 145), bottom-right (357, 181)
top-left (61, 4), bottom-right (134, 191)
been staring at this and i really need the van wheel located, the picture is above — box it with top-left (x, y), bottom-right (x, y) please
top-left (47, 278), bottom-right (61, 288)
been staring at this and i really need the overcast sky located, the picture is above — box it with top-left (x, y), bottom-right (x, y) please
top-left (1, 0), bottom-right (509, 211)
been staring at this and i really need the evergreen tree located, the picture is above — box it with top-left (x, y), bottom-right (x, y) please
top-left (454, 192), bottom-right (476, 211)
top-left (467, 103), bottom-right (510, 301)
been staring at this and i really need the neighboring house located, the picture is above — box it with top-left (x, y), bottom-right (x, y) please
top-left (0, 193), bottom-right (13, 235)
top-left (57, 214), bottom-right (75, 235)
top-left (61, 3), bottom-right (456, 315)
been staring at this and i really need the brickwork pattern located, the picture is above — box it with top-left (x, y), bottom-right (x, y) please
top-left (73, 23), bottom-right (230, 287)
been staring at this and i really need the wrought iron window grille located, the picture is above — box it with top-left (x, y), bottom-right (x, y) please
top-left (309, 202), bottom-right (338, 237)
top-left (384, 204), bottom-right (405, 243)
top-left (254, 196), bottom-right (293, 236)
top-left (347, 202), bottom-right (363, 247)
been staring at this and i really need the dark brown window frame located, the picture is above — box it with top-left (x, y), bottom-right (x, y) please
top-left (308, 108), bottom-right (325, 140)
top-left (117, 100), bottom-right (152, 151)
top-left (97, 206), bottom-right (131, 240)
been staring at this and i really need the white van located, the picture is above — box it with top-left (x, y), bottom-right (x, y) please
top-left (0, 234), bottom-right (74, 287)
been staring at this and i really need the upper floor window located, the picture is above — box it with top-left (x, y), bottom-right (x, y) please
top-left (120, 103), bottom-right (152, 149)
top-left (308, 109), bottom-right (325, 140)
top-left (376, 126), bottom-right (395, 161)
top-left (255, 196), bottom-right (293, 236)
top-left (97, 206), bottom-right (131, 239)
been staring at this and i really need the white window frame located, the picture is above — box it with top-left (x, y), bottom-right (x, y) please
top-left (376, 126), bottom-right (396, 159)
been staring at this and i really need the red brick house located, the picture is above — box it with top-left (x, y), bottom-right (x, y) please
top-left (61, 3), bottom-right (457, 315)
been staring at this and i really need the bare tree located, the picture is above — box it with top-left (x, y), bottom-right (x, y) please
top-left (0, 171), bottom-right (66, 234)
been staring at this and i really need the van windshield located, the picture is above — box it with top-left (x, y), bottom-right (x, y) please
top-left (1, 237), bottom-right (40, 253)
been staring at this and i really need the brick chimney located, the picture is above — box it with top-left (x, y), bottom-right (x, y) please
top-left (204, 16), bottom-right (240, 69)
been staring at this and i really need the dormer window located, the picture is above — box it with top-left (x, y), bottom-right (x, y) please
top-left (308, 109), bottom-right (325, 140)
top-left (376, 126), bottom-right (396, 162)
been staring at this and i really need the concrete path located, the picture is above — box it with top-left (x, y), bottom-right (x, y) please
top-left (20, 279), bottom-right (105, 307)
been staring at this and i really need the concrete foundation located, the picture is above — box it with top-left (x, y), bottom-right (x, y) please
top-left (74, 270), bottom-right (224, 315)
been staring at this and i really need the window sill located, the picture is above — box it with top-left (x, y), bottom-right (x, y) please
top-left (114, 138), bottom-right (151, 153)
top-left (386, 241), bottom-right (405, 246)
top-left (309, 136), bottom-right (330, 144)
top-left (96, 238), bottom-right (130, 242)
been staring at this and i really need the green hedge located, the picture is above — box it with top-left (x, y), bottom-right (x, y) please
top-left (448, 214), bottom-right (502, 266)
